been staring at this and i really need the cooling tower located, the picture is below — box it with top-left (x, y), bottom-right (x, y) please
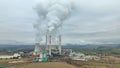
top-left (34, 43), bottom-right (42, 55)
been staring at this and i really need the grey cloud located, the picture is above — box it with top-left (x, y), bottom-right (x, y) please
top-left (0, 0), bottom-right (120, 44)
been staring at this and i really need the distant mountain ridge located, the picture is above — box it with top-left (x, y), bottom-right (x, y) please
top-left (0, 40), bottom-right (34, 45)
top-left (64, 43), bottom-right (120, 48)
top-left (0, 40), bottom-right (120, 48)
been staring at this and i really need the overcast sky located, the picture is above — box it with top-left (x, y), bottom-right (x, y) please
top-left (0, 0), bottom-right (120, 44)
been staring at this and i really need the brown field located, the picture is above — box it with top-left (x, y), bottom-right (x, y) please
top-left (66, 56), bottom-right (120, 68)
top-left (0, 58), bottom-right (31, 63)
top-left (5, 56), bottom-right (120, 68)
top-left (8, 62), bottom-right (77, 68)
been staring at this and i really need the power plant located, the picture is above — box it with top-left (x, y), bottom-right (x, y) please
top-left (34, 35), bottom-right (62, 58)
top-left (33, 0), bottom-right (73, 61)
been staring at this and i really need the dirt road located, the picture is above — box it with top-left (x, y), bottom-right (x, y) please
top-left (8, 62), bottom-right (77, 68)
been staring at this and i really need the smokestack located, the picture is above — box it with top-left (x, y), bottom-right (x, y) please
top-left (45, 34), bottom-right (48, 50)
top-left (58, 35), bottom-right (62, 55)
top-left (49, 35), bottom-right (52, 56)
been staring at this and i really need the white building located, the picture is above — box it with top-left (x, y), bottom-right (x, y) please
top-left (69, 52), bottom-right (86, 61)
top-left (0, 53), bottom-right (21, 59)
top-left (69, 52), bottom-right (100, 61)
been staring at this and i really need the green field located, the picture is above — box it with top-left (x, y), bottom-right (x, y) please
top-left (0, 62), bottom-right (13, 68)
top-left (72, 45), bottom-right (120, 55)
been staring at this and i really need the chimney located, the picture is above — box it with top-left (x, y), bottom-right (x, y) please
top-left (58, 35), bottom-right (62, 55)
top-left (45, 34), bottom-right (48, 50)
top-left (49, 35), bottom-right (52, 56)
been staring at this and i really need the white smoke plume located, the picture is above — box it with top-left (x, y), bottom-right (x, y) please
top-left (34, 0), bottom-right (73, 43)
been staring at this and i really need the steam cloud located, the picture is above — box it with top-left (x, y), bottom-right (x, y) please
top-left (34, 0), bottom-right (73, 43)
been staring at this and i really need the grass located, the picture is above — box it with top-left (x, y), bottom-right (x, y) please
top-left (0, 62), bottom-right (13, 68)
